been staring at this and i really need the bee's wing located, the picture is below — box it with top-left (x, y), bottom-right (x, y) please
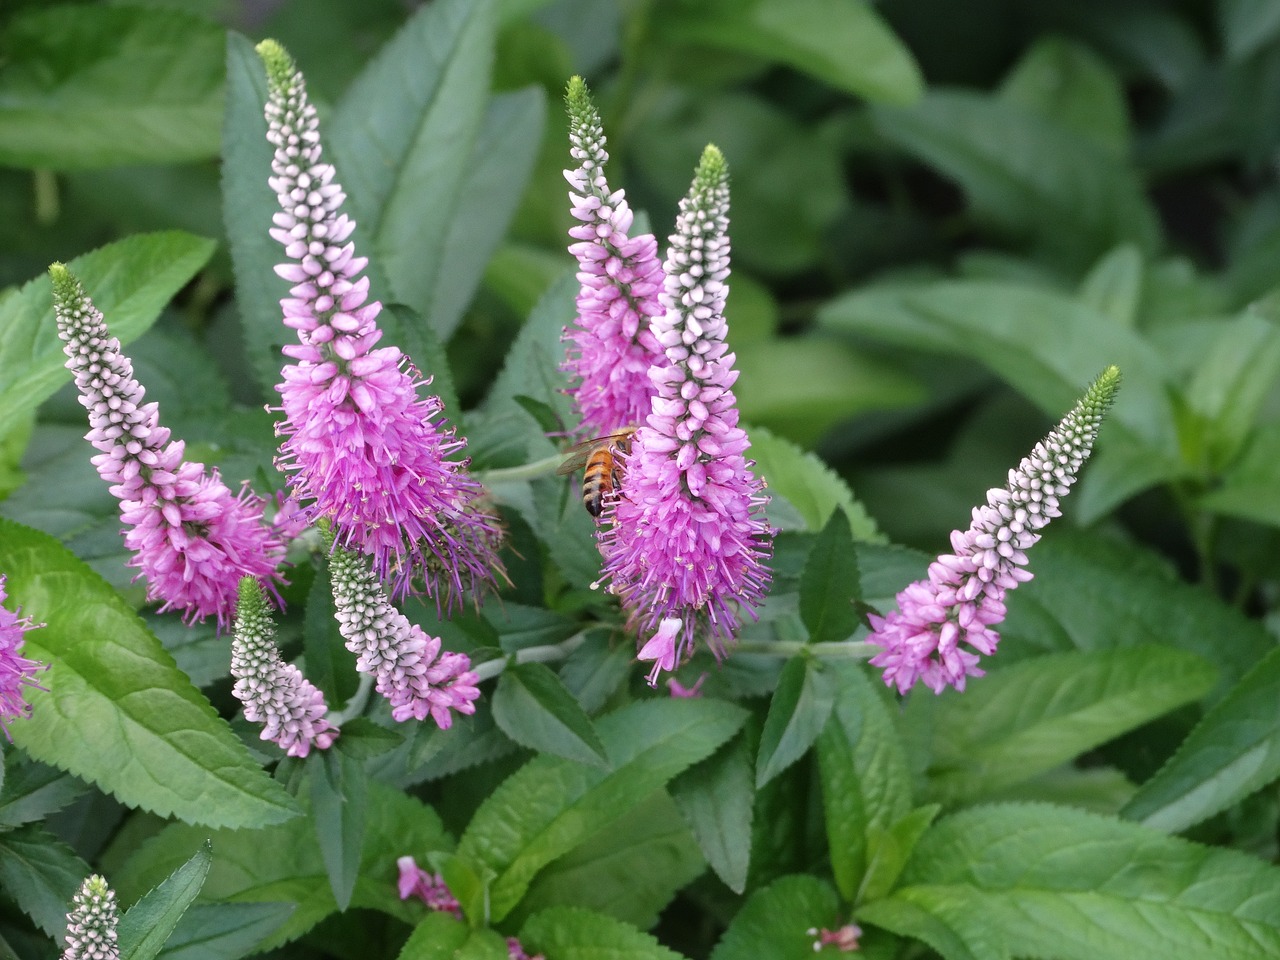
top-left (556, 446), bottom-right (592, 475)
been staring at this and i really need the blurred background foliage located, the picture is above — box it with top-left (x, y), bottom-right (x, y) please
top-left (5, 0), bottom-right (1280, 611)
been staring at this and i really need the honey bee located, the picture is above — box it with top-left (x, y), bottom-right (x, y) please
top-left (557, 427), bottom-right (638, 518)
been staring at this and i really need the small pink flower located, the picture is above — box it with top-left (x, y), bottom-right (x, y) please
top-left (506, 937), bottom-right (545, 960)
top-left (396, 856), bottom-right (462, 918)
top-left (269, 492), bottom-right (310, 543)
top-left (0, 574), bottom-right (46, 739)
top-left (637, 618), bottom-right (682, 687)
top-left (869, 367), bottom-right (1120, 694)
top-left (668, 672), bottom-right (707, 698)
top-left (51, 264), bottom-right (284, 630)
top-left (807, 923), bottom-right (862, 952)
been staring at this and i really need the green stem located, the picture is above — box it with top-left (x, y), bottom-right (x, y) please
top-left (475, 453), bottom-right (565, 485)
top-left (470, 630), bottom-right (593, 683)
top-left (329, 672), bottom-right (374, 726)
top-left (734, 640), bottom-right (878, 661)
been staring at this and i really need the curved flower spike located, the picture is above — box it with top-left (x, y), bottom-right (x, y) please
top-left (51, 264), bottom-right (284, 629)
top-left (868, 366), bottom-right (1122, 694)
top-left (327, 531), bottom-right (479, 728)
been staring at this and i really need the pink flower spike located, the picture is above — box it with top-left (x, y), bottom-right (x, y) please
top-left (51, 264), bottom-right (285, 631)
top-left (0, 574), bottom-right (46, 739)
top-left (598, 146), bottom-right (773, 685)
top-left (257, 40), bottom-right (503, 610)
top-left (868, 367), bottom-right (1121, 695)
top-left (328, 535), bottom-right (481, 729)
top-left (561, 76), bottom-right (666, 435)
top-left (231, 577), bottom-right (338, 757)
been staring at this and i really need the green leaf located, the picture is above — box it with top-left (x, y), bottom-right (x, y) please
top-left (749, 427), bottom-right (885, 539)
top-left (818, 280), bottom-right (1176, 452)
top-left (492, 661), bottom-right (608, 767)
top-left (1198, 423), bottom-right (1280, 528)
top-left (221, 32), bottom-right (288, 398)
top-left (154, 902), bottom-right (295, 960)
top-left (558, 636), bottom-right (634, 715)
top-left (330, 0), bottom-right (497, 340)
top-left (456, 698), bottom-right (749, 921)
top-left (1003, 530), bottom-right (1274, 694)
top-left (513, 790), bottom-right (706, 931)
top-left (0, 6), bottom-right (223, 168)
top-left (0, 232), bottom-right (216, 439)
top-left (0, 825), bottom-right (88, 938)
top-left (521, 906), bottom-right (685, 960)
top-left (302, 566), bottom-right (357, 708)
top-left (876, 803), bottom-right (1280, 960)
top-left (709, 874), bottom-right (841, 960)
top-left (871, 90), bottom-right (1161, 272)
top-left (799, 510), bottom-right (862, 644)
top-left (309, 747), bottom-right (368, 911)
top-left (1184, 307), bottom-right (1280, 470)
top-left (480, 270), bottom-right (577, 436)
top-left (856, 896), bottom-right (993, 960)
top-left (670, 731), bottom-right (754, 893)
top-left (999, 37), bottom-right (1131, 154)
top-left (436, 853), bottom-right (489, 927)
top-left (424, 87), bottom-right (546, 340)
top-left (632, 93), bottom-right (848, 276)
top-left (1078, 245), bottom-right (1144, 327)
top-left (756, 657), bottom-right (836, 788)
top-left (1221, 0), bottom-right (1280, 61)
top-left (398, 910), bottom-right (508, 959)
top-left (395, 912), bottom-right (474, 959)
top-left (1, 520), bottom-right (299, 828)
top-left (0, 755), bottom-right (84, 827)
top-left (658, 0), bottom-right (923, 105)
top-left (1122, 646), bottom-right (1280, 833)
top-left (815, 662), bottom-right (913, 901)
top-left (118, 843), bottom-right (212, 960)
top-left (734, 337), bottom-right (926, 449)
top-left (115, 784), bottom-right (449, 950)
top-left (860, 805), bottom-right (940, 904)
top-left (915, 647), bottom-right (1216, 806)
